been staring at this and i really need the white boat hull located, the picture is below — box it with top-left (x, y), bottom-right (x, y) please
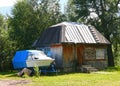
top-left (26, 59), bottom-right (54, 67)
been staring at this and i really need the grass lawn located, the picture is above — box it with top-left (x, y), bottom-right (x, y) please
top-left (0, 67), bottom-right (120, 86)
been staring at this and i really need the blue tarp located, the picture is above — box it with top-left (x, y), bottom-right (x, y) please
top-left (12, 50), bottom-right (28, 69)
top-left (12, 50), bottom-right (42, 69)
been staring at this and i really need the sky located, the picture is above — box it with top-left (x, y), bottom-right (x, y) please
top-left (0, 0), bottom-right (16, 7)
top-left (0, 0), bottom-right (68, 16)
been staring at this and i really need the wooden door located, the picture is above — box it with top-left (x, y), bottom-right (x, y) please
top-left (76, 45), bottom-right (84, 65)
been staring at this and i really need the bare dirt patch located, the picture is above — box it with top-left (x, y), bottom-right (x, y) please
top-left (0, 79), bottom-right (30, 86)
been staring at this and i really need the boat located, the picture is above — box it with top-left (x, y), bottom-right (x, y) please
top-left (26, 50), bottom-right (54, 67)
top-left (12, 50), bottom-right (54, 69)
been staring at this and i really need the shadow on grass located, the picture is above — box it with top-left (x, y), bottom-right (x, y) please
top-left (103, 66), bottom-right (120, 72)
top-left (40, 70), bottom-right (85, 77)
top-left (0, 71), bottom-right (17, 77)
top-left (2, 67), bottom-right (120, 78)
top-left (0, 71), bottom-right (79, 78)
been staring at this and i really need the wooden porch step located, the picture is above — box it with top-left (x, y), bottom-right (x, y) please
top-left (80, 65), bottom-right (98, 73)
top-left (81, 65), bottom-right (92, 67)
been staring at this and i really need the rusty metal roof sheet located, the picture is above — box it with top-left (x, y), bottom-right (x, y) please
top-left (33, 22), bottom-right (110, 47)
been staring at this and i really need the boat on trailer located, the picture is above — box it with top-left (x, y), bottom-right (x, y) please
top-left (12, 50), bottom-right (54, 69)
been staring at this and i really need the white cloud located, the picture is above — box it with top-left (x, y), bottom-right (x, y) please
top-left (0, 0), bottom-right (16, 7)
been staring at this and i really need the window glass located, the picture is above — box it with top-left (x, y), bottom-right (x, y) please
top-left (96, 49), bottom-right (105, 59)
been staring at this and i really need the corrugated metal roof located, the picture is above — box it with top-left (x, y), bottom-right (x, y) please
top-left (33, 22), bottom-right (110, 47)
top-left (64, 24), bottom-right (96, 43)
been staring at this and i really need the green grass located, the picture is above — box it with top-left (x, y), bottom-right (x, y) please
top-left (1, 68), bottom-right (120, 86)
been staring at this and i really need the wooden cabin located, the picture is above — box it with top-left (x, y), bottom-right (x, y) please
top-left (33, 22), bottom-right (110, 72)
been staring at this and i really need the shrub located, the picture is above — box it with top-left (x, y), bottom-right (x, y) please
top-left (34, 65), bottom-right (40, 77)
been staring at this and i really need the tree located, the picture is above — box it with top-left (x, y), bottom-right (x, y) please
top-left (0, 14), bottom-right (16, 71)
top-left (65, 0), bottom-right (77, 21)
top-left (9, 0), bottom-right (65, 50)
top-left (0, 14), bottom-right (8, 71)
top-left (66, 0), bottom-right (120, 66)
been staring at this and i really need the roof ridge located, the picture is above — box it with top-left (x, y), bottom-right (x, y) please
top-left (50, 22), bottom-right (82, 27)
